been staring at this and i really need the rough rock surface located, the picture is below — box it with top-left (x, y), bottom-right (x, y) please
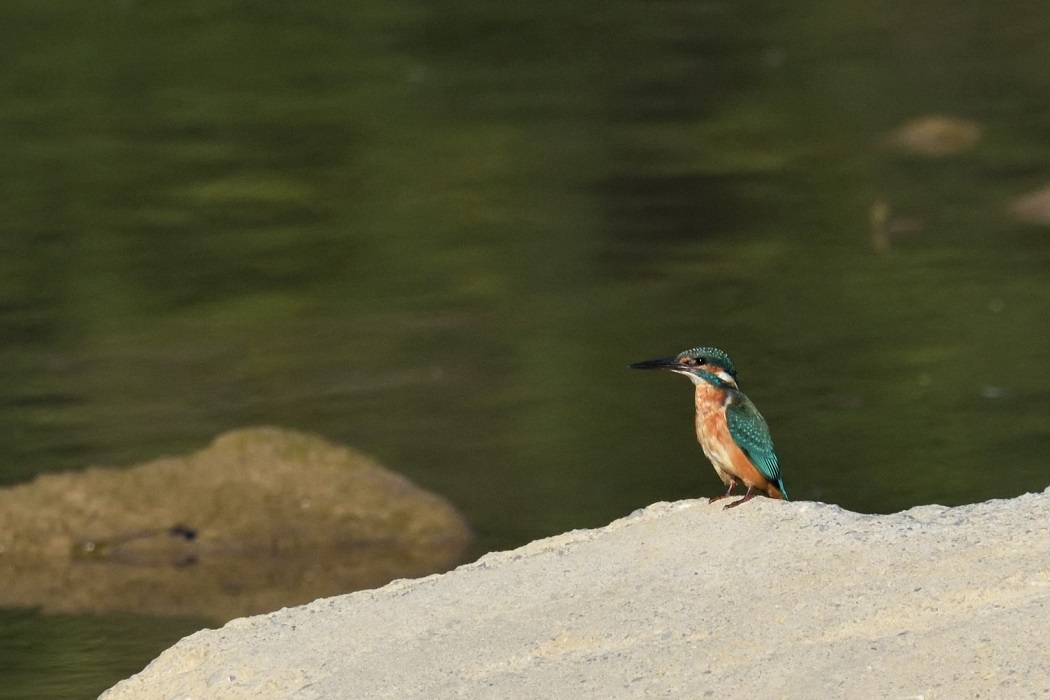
top-left (102, 490), bottom-right (1050, 699)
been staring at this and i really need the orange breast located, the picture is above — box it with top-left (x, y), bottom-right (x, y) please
top-left (693, 384), bottom-right (781, 497)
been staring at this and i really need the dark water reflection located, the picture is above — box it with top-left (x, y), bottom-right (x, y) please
top-left (2, 0), bottom-right (1050, 696)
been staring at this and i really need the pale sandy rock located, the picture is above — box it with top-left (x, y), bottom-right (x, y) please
top-left (102, 489), bottom-right (1050, 699)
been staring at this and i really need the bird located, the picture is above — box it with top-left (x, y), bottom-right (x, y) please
top-left (630, 346), bottom-right (788, 509)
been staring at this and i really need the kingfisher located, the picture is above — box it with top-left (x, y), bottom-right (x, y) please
top-left (630, 346), bottom-right (788, 508)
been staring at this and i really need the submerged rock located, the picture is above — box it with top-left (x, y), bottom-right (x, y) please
top-left (0, 427), bottom-right (472, 622)
top-left (1008, 184), bottom-right (1050, 226)
top-left (883, 115), bottom-right (982, 157)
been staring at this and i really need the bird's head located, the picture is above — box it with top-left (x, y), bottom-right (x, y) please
top-left (629, 346), bottom-right (739, 389)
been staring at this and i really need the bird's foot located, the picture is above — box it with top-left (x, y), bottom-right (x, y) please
top-left (708, 483), bottom-right (736, 504)
top-left (723, 486), bottom-right (756, 509)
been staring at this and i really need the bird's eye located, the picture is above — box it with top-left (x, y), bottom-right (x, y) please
top-left (695, 357), bottom-right (706, 365)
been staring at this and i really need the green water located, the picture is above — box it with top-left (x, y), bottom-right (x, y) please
top-left (3, 0), bottom-right (1050, 696)
top-left (0, 610), bottom-right (204, 700)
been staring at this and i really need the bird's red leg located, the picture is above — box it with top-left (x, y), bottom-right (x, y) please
top-left (708, 481), bottom-right (736, 504)
top-left (724, 484), bottom-right (756, 509)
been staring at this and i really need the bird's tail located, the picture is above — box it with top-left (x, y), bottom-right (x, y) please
top-left (777, 478), bottom-right (789, 501)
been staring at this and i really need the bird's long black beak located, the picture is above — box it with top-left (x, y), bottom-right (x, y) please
top-left (629, 356), bottom-right (682, 371)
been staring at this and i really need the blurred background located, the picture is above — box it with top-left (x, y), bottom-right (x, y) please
top-left (2, 0), bottom-right (1050, 696)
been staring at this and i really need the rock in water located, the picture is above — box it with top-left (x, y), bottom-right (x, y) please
top-left (1008, 184), bottom-right (1050, 226)
top-left (0, 427), bottom-right (473, 621)
top-left (883, 115), bottom-right (982, 157)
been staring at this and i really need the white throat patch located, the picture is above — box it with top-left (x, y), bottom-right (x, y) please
top-left (673, 368), bottom-right (738, 389)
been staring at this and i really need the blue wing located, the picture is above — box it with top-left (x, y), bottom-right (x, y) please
top-left (725, 393), bottom-right (788, 499)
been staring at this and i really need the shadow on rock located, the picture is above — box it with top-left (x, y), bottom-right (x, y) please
top-left (0, 427), bottom-right (473, 622)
